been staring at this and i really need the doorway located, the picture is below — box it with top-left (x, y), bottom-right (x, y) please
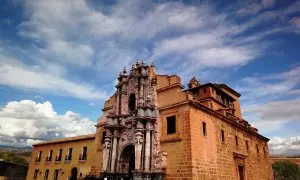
top-left (70, 167), bottom-right (78, 180)
top-left (238, 165), bottom-right (245, 180)
top-left (119, 145), bottom-right (135, 179)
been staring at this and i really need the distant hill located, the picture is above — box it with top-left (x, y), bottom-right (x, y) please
top-left (0, 145), bottom-right (32, 151)
top-left (270, 157), bottom-right (300, 167)
top-left (0, 145), bottom-right (32, 164)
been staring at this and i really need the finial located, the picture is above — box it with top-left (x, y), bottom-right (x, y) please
top-left (122, 67), bottom-right (127, 75)
top-left (151, 62), bottom-right (155, 67)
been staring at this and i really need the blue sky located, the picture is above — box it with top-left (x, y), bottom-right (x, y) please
top-left (0, 0), bottom-right (300, 155)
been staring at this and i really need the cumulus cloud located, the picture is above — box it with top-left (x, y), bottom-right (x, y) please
top-left (269, 136), bottom-right (300, 156)
top-left (0, 100), bottom-right (96, 146)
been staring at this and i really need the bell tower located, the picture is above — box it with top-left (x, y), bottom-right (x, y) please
top-left (100, 60), bottom-right (166, 179)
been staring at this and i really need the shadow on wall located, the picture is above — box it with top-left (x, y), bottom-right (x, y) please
top-left (0, 160), bottom-right (28, 180)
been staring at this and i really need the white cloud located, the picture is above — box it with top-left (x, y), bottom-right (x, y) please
top-left (290, 17), bottom-right (300, 28)
top-left (151, 24), bottom-right (261, 72)
top-left (246, 98), bottom-right (300, 121)
top-left (238, 66), bottom-right (300, 101)
top-left (244, 98), bottom-right (300, 135)
top-left (0, 100), bottom-right (96, 146)
top-left (288, 89), bottom-right (300, 95)
top-left (0, 54), bottom-right (108, 100)
top-left (237, 0), bottom-right (275, 16)
top-left (269, 136), bottom-right (300, 156)
top-left (16, 0), bottom-right (293, 76)
top-left (240, 67), bottom-right (300, 135)
top-left (290, 17), bottom-right (300, 33)
top-left (18, 0), bottom-right (211, 68)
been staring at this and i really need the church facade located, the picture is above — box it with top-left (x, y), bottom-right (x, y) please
top-left (27, 62), bottom-right (273, 180)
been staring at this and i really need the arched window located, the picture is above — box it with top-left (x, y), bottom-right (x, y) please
top-left (129, 94), bottom-right (136, 112)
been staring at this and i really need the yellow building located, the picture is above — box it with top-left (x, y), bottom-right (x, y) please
top-left (27, 61), bottom-right (273, 180)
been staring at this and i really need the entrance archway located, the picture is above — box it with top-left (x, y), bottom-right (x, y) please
top-left (119, 144), bottom-right (135, 179)
top-left (70, 167), bottom-right (78, 180)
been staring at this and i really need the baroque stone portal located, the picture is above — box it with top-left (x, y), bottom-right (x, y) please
top-left (99, 61), bottom-right (166, 179)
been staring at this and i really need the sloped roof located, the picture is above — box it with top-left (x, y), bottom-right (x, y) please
top-left (33, 134), bottom-right (95, 146)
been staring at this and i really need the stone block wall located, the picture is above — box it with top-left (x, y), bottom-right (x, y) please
top-left (189, 107), bottom-right (273, 180)
top-left (160, 104), bottom-right (193, 179)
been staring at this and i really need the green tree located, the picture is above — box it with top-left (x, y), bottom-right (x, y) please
top-left (0, 151), bottom-right (28, 164)
top-left (272, 160), bottom-right (300, 180)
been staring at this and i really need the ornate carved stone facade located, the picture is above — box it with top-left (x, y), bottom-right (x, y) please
top-left (98, 61), bottom-right (166, 179)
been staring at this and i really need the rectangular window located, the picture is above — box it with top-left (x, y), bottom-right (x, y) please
top-left (83, 146), bottom-right (87, 160)
top-left (221, 129), bottom-right (225, 142)
top-left (167, 116), bottom-right (176, 134)
top-left (235, 135), bottom-right (238, 146)
top-left (36, 151), bottom-right (42, 162)
top-left (202, 122), bottom-right (207, 136)
top-left (256, 144), bottom-right (259, 154)
top-left (53, 169), bottom-right (59, 180)
top-left (101, 131), bottom-right (106, 144)
top-left (203, 88), bottom-right (207, 93)
top-left (80, 147), bottom-right (87, 160)
top-left (49, 150), bottom-right (53, 160)
top-left (66, 148), bottom-right (72, 160)
top-left (33, 169), bottom-right (39, 179)
top-left (263, 147), bottom-right (266, 157)
top-left (44, 169), bottom-right (49, 179)
top-left (56, 149), bottom-right (62, 161)
top-left (47, 150), bottom-right (53, 161)
top-left (246, 140), bottom-right (249, 150)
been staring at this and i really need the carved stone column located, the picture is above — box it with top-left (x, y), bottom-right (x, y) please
top-left (145, 122), bottom-right (152, 171)
top-left (102, 130), bottom-right (112, 171)
top-left (135, 121), bottom-right (144, 170)
top-left (111, 130), bottom-right (118, 172)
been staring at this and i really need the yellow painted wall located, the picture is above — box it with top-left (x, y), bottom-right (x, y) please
top-left (26, 138), bottom-right (97, 180)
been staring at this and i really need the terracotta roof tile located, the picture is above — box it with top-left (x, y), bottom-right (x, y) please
top-left (33, 134), bottom-right (95, 146)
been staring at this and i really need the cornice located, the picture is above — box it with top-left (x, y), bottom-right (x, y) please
top-left (189, 101), bottom-right (269, 142)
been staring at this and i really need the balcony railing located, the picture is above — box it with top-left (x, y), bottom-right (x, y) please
top-left (79, 154), bottom-right (87, 161)
top-left (55, 156), bottom-right (62, 162)
top-left (45, 156), bottom-right (52, 162)
top-left (35, 157), bottom-right (41, 162)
